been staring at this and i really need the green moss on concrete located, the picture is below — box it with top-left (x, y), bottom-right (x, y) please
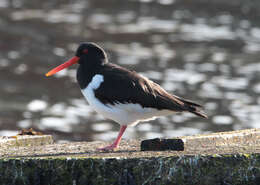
top-left (0, 154), bottom-right (260, 185)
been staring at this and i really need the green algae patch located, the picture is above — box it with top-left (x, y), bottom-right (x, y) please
top-left (0, 154), bottom-right (260, 185)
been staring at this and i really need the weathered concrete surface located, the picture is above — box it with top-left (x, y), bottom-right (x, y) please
top-left (1, 128), bottom-right (260, 158)
top-left (1, 129), bottom-right (260, 185)
top-left (141, 128), bottom-right (260, 151)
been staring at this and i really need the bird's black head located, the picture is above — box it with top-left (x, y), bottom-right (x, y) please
top-left (75, 42), bottom-right (108, 66)
top-left (45, 42), bottom-right (107, 77)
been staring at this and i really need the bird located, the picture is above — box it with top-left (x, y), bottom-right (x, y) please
top-left (46, 42), bottom-right (207, 151)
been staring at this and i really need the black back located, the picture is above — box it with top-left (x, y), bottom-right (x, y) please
top-left (94, 63), bottom-right (196, 112)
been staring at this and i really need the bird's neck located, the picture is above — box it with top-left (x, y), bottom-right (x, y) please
top-left (76, 62), bottom-right (104, 89)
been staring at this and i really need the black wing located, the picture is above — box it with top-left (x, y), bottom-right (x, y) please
top-left (95, 64), bottom-right (207, 118)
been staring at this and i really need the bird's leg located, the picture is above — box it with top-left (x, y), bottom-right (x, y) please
top-left (97, 125), bottom-right (127, 151)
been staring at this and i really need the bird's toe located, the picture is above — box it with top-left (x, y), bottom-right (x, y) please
top-left (96, 144), bottom-right (118, 152)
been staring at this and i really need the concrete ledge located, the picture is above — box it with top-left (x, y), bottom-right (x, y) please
top-left (1, 128), bottom-right (260, 158)
top-left (1, 129), bottom-right (260, 184)
top-left (182, 128), bottom-right (260, 148)
top-left (141, 128), bottom-right (260, 151)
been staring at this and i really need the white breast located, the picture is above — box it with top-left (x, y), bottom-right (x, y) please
top-left (81, 74), bottom-right (173, 126)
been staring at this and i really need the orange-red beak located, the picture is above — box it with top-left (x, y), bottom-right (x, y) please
top-left (45, 56), bottom-right (79, 77)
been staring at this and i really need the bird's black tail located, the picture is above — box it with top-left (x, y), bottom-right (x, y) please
top-left (190, 109), bottom-right (208, 118)
top-left (175, 97), bottom-right (208, 118)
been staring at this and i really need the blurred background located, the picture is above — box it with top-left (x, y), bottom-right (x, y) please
top-left (0, 0), bottom-right (260, 142)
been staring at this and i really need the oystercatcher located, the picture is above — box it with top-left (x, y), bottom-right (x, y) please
top-left (46, 42), bottom-right (207, 151)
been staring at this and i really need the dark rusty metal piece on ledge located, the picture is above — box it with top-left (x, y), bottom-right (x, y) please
top-left (141, 138), bottom-right (184, 151)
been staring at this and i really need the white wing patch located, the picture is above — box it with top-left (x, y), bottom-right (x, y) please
top-left (81, 74), bottom-right (173, 126)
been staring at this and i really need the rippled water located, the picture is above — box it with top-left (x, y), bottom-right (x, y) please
top-left (0, 0), bottom-right (260, 142)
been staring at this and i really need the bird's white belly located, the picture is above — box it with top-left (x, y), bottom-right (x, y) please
top-left (81, 74), bottom-right (173, 126)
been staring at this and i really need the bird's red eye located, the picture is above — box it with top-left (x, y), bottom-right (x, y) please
top-left (83, 49), bottom-right (88, 54)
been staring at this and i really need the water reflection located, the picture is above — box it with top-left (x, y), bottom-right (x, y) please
top-left (0, 0), bottom-right (260, 142)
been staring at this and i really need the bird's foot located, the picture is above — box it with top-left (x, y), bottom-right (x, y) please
top-left (96, 144), bottom-right (118, 151)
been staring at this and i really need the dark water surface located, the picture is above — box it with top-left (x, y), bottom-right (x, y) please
top-left (0, 0), bottom-right (260, 142)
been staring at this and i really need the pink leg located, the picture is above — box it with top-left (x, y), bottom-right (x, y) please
top-left (97, 125), bottom-right (127, 151)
